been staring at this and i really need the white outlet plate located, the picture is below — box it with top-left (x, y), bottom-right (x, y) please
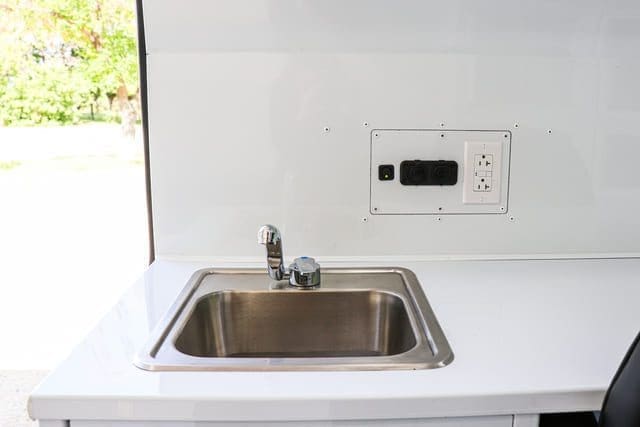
top-left (370, 130), bottom-right (511, 215)
top-left (463, 141), bottom-right (504, 205)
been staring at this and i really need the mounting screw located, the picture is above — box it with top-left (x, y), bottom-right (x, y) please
top-left (363, 121), bottom-right (369, 127)
top-left (547, 129), bottom-right (553, 134)
top-left (440, 133), bottom-right (445, 138)
top-left (361, 217), bottom-right (368, 223)
top-left (323, 126), bottom-right (330, 133)
top-left (440, 122), bottom-right (445, 127)
top-left (436, 216), bottom-right (442, 222)
top-left (438, 207), bottom-right (443, 211)
top-left (514, 123), bottom-right (519, 128)
top-left (509, 216), bottom-right (515, 221)
top-left (500, 207), bottom-right (505, 211)
top-left (504, 134), bottom-right (509, 138)
top-left (373, 132), bottom-right (380, 138)
top-left (373, 207), bottom-right (378, 211)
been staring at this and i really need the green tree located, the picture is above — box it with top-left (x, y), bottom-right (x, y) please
top-left (0, 0), bottom-right (139, 129)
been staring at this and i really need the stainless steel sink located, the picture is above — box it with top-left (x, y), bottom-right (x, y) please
top-left (135, 268), bottom-right (453, 371)
top-left (175, 290), bottom-right (417, 358)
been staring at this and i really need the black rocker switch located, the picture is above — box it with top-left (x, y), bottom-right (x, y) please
top-left (378, 164), bottom-right (395, 181)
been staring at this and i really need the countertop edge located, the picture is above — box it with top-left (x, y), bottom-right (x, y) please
top-left (29, 389), bottom-right (604, 422)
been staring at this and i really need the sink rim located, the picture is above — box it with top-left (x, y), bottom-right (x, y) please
top-left (135, 267), bottom-right (454, 371)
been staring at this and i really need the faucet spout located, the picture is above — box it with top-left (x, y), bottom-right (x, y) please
top-left (258, 224), bottom-right (287, 281)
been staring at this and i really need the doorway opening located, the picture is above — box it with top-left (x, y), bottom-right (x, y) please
top-left (0, 0), bottom-right (148, 424)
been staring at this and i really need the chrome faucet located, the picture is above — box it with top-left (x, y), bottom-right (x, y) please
top-left (257, 224), bottom-right (287, 281)
top-left (257, 224), bottom-right (321, 288)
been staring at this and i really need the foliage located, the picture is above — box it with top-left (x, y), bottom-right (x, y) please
top-left (0, 0), bottom-right (139, 126)
top-left (0, 160), bottom-right (22, 170)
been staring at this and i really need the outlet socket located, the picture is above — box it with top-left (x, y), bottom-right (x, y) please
top-left (463, 141), bottom-right (504, 204)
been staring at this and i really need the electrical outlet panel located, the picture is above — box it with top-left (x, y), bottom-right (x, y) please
top-left (370, 129), bottom-right (510, 215)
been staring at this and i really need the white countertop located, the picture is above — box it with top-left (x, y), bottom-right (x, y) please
top-left (29, 258), bottom-right (640, 422)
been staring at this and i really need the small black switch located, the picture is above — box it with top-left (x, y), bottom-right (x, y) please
top-left (378, 164), bottom-right (395, 181)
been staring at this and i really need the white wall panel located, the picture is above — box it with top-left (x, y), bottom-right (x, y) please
top-left (143, 0), bottom-right (640, 259)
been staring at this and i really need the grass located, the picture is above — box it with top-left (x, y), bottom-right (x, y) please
top-left (38, 155), bottom-right (142, 172)
top-left (77, 112), bottom-right (142, 125)
top-left (0, 160), bottom-right (22, 171)
top-left (78, 112), bottom-right (120, 124)
top-left (0, 157), bottom-right (141, 174)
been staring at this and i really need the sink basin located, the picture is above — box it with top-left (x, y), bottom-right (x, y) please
top-left (175, 290), bottom-right (417, 358)
top-left (135, 268), bottom-right (453, 371)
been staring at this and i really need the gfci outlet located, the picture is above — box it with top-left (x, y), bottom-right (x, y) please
top-left (463, 141), bottom-right (504, 204)
top-left (370, 130), bottom-right (511, 214)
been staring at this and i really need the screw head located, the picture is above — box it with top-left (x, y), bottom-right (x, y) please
top-left (363, 122), bottom-right (369, 127)
top-left (323, 126), bottom-right (330, 133)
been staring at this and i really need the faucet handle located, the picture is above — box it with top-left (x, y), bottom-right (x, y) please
top-left (289, 257), bottom-right (321, 288)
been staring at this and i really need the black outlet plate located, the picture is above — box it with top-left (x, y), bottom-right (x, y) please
top-left (400, 160), bottom-right (458, 186)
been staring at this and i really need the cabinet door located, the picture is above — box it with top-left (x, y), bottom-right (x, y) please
top-left (71, 415), bottom-right (513, 427)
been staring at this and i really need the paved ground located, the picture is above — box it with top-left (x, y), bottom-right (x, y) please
top-left (0, 371), bottom-right (48, 427)
top-left (0, 124), bottom-right (149, 425)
